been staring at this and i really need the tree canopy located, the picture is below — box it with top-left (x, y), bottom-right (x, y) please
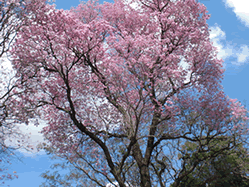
top-left (0, 0), bottom-right (43, 184)
top-left (170, 134), bottom-right (249, 187)
top-left (6, 0), bottom-right (249, 186)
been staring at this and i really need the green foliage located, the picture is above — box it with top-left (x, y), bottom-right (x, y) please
top-left (171, 135), bottom-right (249, 187)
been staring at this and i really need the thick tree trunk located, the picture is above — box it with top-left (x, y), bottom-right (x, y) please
top-left (115, 175), bottom-right (126, 187)
top-left (140, 164), bottom-right (152, 187)
top-left (132, 142), bottom-right (152, 187)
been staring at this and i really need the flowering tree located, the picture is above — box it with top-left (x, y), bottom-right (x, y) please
top-left (10, 0), bottom-right (248, 186)
top-left (0, 0), bottom-right (27, 184)
top-left (0, 0), bottom-right (48, 185)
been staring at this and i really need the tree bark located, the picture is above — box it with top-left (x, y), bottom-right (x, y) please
top-left (140, 164), bottom-right (152, 187)
top-left (132, 142), bottom-right (152, 187)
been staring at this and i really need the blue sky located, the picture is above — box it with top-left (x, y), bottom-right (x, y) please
top-left (2, 0), bottom-right (249, 186)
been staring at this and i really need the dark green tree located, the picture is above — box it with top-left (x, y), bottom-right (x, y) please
top-left (170, 135), bottom-right (249, 187)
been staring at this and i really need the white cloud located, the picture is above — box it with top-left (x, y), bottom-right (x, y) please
top-left (210, 25), bottom-right (226, 40)
top-left (223, 0), bottom-right (249, 27)
top-left (209, 24), bottom-right (249, 65)
top-left (209, 24), bottom-right (234, 61)
top-left (4, 119), bottom-right (48, 157)
top-left (235, 45), bottom-right (249, 65)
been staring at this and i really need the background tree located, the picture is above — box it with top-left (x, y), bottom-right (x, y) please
top-left (10, 0), bottom-right (249, 186)
top-left (169, 133), bottom-right (249, 187)
top-left (0, 0), bottom-right (27, 184)
top-left (0, 0), bottom-right (50, 185)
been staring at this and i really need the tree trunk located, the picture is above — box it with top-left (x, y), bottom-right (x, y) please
top-left (132, 142), bottom-right (152, 187)
top-left (140, 164), bottom-right (151, 187)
